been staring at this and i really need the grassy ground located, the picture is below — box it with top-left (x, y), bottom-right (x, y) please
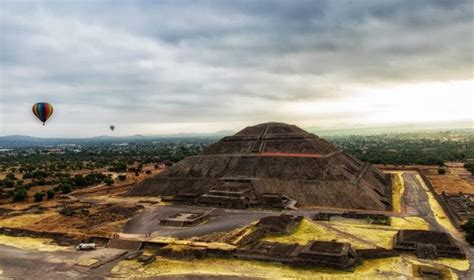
top-left (262, 219), bottom-right (372, 249)
top-left (111, 254), bottom-right (467, 279)
top-left (150, 236), bottom-right (235, 251)
top-left (387, 171), bottom-right (405, 213)
top-left (0, 212), bottom-right (56, 228)
top-left (390, 216), bottom-right (430, 230)
top-left (0, 234), bottom-right (67, 252)
top-left (263, 216), bottom-right (431, 250)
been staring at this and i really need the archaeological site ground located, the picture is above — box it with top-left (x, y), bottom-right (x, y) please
top-left (0, 123), bottom-right (472, 279)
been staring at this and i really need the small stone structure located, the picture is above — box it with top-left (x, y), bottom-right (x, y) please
top-left (441, 192), bottom-right (474, 225)
top-left (412, 264), bottom-right (450, 279)
top-left (256, 193), bottom-right (297, 209)
top-left (393, 230), bottom-right (466, 259)
top-left (313, 211), bottom-right (390, 225)
top-left (295, 241), bottom-right (358, 269)
top-left (107, 239), bottom-right (143, 251)
top-left (196, 181), bottom-right (254, 209)
top-left (236, 240), bottom-right (359, 270)
top-left (257, 214), bottom-right (303, 234)
top-left (159, 211), bottom-right (210, 227)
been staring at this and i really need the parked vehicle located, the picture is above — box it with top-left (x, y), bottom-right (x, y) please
top-left (75, 243), bottom-right (96, 251)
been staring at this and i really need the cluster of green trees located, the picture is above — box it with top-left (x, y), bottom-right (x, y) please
top-left (0, 139), bottom-right (210, 174)
top-left (0, 139), bottom-right (211, 202)
top-left (52, 173), bottom-right (114, 194)
top-left (464, 162), bottom-right (474, 175)
top-left (328, 131), bottom-right (474, 165)
top-left (462, 218), bottom-right (474, 245)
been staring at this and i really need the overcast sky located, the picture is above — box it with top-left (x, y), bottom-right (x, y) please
top-left (0, 0), bottom-right (473, 137)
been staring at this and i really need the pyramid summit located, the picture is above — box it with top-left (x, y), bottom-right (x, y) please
top-left (128, 122), bottom-right (392, 211)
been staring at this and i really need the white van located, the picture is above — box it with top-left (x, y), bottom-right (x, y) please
top-left (75, 243), bottom-right (96, 251)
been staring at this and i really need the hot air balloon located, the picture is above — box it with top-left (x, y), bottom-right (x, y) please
top-left (32, 102), bottom-right (54, 125)
top-left (110, 125), bottom-right (115, 131)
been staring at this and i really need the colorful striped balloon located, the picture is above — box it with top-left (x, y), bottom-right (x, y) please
top-left (32, 102), bottom-right (54, 125)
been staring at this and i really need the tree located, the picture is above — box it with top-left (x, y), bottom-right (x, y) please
top-left (118, 175), bottom-right (127, 181)
top-left (438, 166), bottom-right (447, 175)
top-left (104, 177), bottom-right (114, 186)
top-left (5, 173), bottom-right (17, 180)
top-left (73, 175), bottom-right (88, 187)
top-left (109, 162), bottom-right (127, 172)
top-left (46, 189), bottom-right (55, 199)
top-left (462, 218), bottom-right (474, 246)
top-left (3, 179), bottom-right (15, 188)
top-left (61, 183), bottom-right (73, 194)
top-left (34, 192), bottom-right (44, 202)
top-left (13, 188), bottom-right (27, 202)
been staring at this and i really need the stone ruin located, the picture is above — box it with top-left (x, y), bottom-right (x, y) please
top-left (257, 214), bottom-right (303, 234)
top-left (313, 211), bottom-right (390, 225)
top-left (296, 241), bottom-right (358, 269)
top-left (412, 264), bottom-right (450, 279)
top-left (129, 122), bottom-right (392, 211)
top-left (393, 230), bottom-right (466, 259)
top-left (159, 211), bottom-right (210, 227)
top-left (236, 240), bottom-right (358, 270)
top-left (441, 192), bottom-right (474, 225)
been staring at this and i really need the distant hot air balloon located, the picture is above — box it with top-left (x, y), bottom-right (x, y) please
top-left (32, 102), bottom-right (54, 125)
top-left (110, 125), bottom-right (115, 131)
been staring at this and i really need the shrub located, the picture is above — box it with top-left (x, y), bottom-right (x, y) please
top-left (462, 218), bottom-right (474, 246)
top-left (61, 184), bottom-right (73, 194)
top-left (104, 177), bottom-right (114, 186)
top-left (438, 166), bottom-right (447, 175)
top-left (46, 189), bottom-right (55, 199)
top-left (109, 162), bottom-right (127, 172)
top-left (73, 175), bottom-right (88, 187)
top-left (13, 188), bottom-right (27, 202)
top-left (3, 179), bottom-right (15, 188)
top-left (118, 175), bottom-right (127, 181)
top-left (34, 192), bottom-right (44, 202)
top-left (5, 173), bottom-right (17, 180)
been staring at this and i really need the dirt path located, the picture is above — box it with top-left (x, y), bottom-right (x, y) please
top-left (402, 173), bottom-right (442, 231)
top-left (402, 172), bottom-right (473, 279)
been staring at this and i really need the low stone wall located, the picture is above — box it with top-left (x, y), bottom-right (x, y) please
top-left (313, 212), bottom-right (390, 225)
top-left (236, 227), bottom-right (265, 247)
top-left (417, 171), bottom-right (462, 229)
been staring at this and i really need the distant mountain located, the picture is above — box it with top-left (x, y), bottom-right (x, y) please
top-left (309, 120), bottom-right (473, 136)
top-left (0, 130), bottom-right (234, 148)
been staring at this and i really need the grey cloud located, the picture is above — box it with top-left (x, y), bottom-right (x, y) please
top-left (0, 0), bottom-right (472, 136)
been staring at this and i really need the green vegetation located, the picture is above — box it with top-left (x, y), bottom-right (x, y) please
top-left (462, 218), bottom-right (474, 246)
top-left (328, 130), bottom-right (474, 165)
top-left (34, 192), bottom-right (44, 202)
top-left (0, 138), bottom-right (212, 201)
top-left (118, 175), bottom-right (127, 181)
top-left (437, 166), bottom-right (447, 175)
top-left (13, 188), bottom-right (27, 202)
top-left (46, 189), bottom-right (55, 199)
top-left (464, 162), bottom-right (474, 175)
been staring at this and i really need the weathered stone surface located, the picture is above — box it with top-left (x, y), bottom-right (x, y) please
top-left (393, 230), bottom-right (466, 259)
top-left (128, 122), bottom-right (392, 210)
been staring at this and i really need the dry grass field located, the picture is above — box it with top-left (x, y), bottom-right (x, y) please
top-left (425, 167), bottom-right (474, 195)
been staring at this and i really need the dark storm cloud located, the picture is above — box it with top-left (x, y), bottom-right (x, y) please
top-left (0, 0), bottom-right (472, 136)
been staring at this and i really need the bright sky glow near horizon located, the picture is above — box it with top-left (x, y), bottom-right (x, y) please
top-left (0, 0), bottom-right (473, 137)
